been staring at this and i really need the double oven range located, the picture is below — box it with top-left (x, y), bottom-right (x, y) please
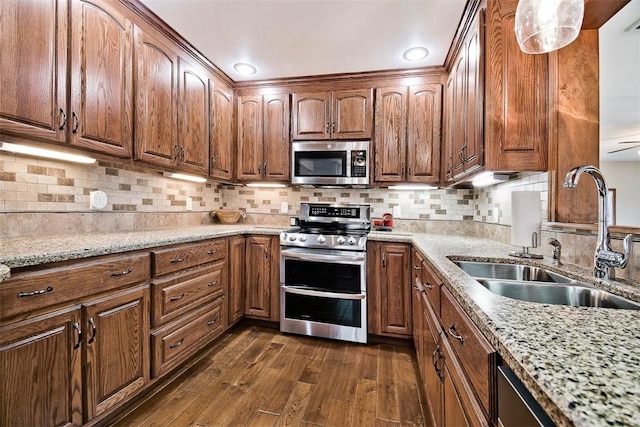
top-left (280, 203), bottom-right (371, 343)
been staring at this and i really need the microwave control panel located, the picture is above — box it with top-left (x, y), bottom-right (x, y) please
top-left (351, 150), bottom-right (367, 177)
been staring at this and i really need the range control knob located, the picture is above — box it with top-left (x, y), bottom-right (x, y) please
top-left (347, 236), bottom-right (357, 245)
top-left (317, 235), bottom-right (326, 244)
top-left (336, 236), bottom-right (346, 245)
top-left (288, 234), bottom-right (296, 241)
top-left (298, 235), bottom-right (307, 242)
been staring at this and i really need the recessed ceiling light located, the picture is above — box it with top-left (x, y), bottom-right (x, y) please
top-left (234, 63), bottom-right (257, 75)
top-left (402, 47), bottom-right (429, 62)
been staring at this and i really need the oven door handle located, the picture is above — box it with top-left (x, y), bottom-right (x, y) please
top-left (280, 249), bottom-right (366, 263)
top-left (283, 286), bottom-right (366, 300)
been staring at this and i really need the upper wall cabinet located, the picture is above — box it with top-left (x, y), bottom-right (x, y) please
top-left (484, 0), bottom-right (548, 172)
top-left (0, 0), bottom-right (134, 158)
top-left (237, 94), bottom-right (290, 182)
top-left (209, 78), bottom-right (234, 182)
top-left (291, 89), bottom-right (373, 140)
top-left (374, 84), bottom-right (442, 184)
top-left (134, 24), bottom-right (210, 175)
top-left (444, 9), bottom-right (485, 183)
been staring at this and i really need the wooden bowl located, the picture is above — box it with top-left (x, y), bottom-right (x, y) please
top-left (212, 209), bottom-right (246, 224)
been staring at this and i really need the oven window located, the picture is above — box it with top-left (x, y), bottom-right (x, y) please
top-left (284, 259), bottom-right (362, 293)
top-left (294, 151), bottom-right (347, 177)
top-left (284, 292), bottom-right (362, 327)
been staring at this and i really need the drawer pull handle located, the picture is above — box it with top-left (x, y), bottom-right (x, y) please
top-left (18, 286), bottom-right (54, 298)
top-left (73, 322), bottom-right (82, 349)
top-left (170, 257), bottom-right (185, 264)
top-left (432, 345), bottom-right (443, 381)
top-left (423, 281), bottom-right (434, 290)
top-left (414, 264), bottom-right (421, 270)
top-left (169, 338), bottom-right (184, 349)
top-left (207, 250), bottom-right (217, 255)
top-left (207, 318), bottom-right (217, 326)
top-left (88, 317), bottom-right (97, 344)
top-left (110, 269), bottom-right (132, 278)
top-left (207, 280), bottom-right (218, 287)
top-left (447, 324), bottom-right (464, 344)
top-left (169, 294), bottom-right (185, 302)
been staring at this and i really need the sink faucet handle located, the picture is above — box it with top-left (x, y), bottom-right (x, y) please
top-left (620, 233), bottom-right (633, 269)
top-left (548, 238), bottom-right (562, 265)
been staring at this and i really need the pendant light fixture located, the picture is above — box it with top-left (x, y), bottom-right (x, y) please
top-left (515, 0), bottom-right (584, 54)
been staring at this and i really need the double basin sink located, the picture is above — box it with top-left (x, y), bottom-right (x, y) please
top-left (453, 260), bottom-right (640, 310)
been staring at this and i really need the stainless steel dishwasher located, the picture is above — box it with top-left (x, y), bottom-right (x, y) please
top-left (498, 366), bottom-right (556, 427)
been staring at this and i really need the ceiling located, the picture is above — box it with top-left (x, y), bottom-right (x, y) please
top-left (599, 0), bottom-right (640, 162)
top-left (140, 0), bottom-right (639, 162)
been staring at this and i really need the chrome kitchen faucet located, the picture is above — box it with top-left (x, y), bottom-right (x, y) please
top-left (563, 165), bottom-right (632, 280)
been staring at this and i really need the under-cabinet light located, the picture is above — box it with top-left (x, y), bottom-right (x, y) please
top-left (245, 182), bottom-right (287, 188)
top-left (164, 172), bottom-right (207, 183)
top-left (0, 142), bottom-right (96, 164)
top-left (388, 184), bottom-right (437, 190)
top-left (472, 172), bottom-right (510, 187)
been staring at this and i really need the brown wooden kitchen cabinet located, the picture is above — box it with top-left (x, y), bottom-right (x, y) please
top-left (444, 8), bottom-right (484, 183)
top-left (237, 94), bottom-right (290, 182)
top-left (82, 285), bottom-right (150, 420)
top-left (0, 307), bottom-right (83, 427)
top-left (374, 85), bottom-right (442, 183)
top-left (150, 239), bottom-right (229, 377)
top-left (0, 0), bottom-right (134, 158)
top-left (134, 23), bottom-right (211, 175)
top-left (291, 89), bottom-right (373, 140)
top-left (228, 235), bottom-right (246, 324)
top-left (209, 78), bottom-right (234, 181)
top-left (367, 241), bottom-right (411, 337)
top-left (244, 235), bottom-right (280, 321)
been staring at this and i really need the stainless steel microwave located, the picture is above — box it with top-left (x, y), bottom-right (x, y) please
top-left (291, 140), bottom-right (369, 186)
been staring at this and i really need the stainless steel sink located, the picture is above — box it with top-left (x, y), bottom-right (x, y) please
top-left (477, 280), bottom-right (640, 310)
top-left (453, 261), bottom-right (574, 283)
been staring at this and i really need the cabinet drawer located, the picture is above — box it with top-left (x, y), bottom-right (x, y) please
top-left (0, 252), bottom-right (150, 321)
top-left (441, 286), bottom-right (497, 420)
top-left (151, 298), bottom-right (225, 377)
top-left (152, 239), bottom-right (227, 276)
top-left (151, 262), bottom-right (226, 327)
top-left (421, 257), bottom-right (442, 316)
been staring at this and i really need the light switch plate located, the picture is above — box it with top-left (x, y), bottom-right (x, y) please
top-left (281, 201), bottom-right (288, 213)
top-left (392, 206), bottom-right (401, 218)
top-left (186, 197), bottom-right (193, 211)
top-left (89, 190), bottom-right (108, 210)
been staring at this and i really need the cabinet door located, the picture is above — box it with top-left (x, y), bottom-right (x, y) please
top-left (133, 25), bottom-right (178, 168)
top-left (379, 243), bottom-right (412, 337)
top-left (209, 78), bottom-right (234, 181)
top-left (450, 52), bottom-right (468, 180)
top-left (244, 236), bottom-right (273, 318)
top-left (178, 57), bottom-right (209, 174)
top-left (83, 286), bottom-right (149, 420)
top-left (485, 1), bottom-right (547, 171)
top-left (332, 89), bottom-right (373, 139)
top-left (422, 294), bottom-right (443, 427)
top-left (69, 0), bottom-right (133, 157)
top-left (0, 0), bottom-right (68, 143)
top-left (374, 87), bottom-right (407, 182)
top-left (444, 75), bottom-right (456, 182)
top-left (263, 94), bottom-right (290, 181)
top-left (291, 92), bottom-right (330, 140)
top-left (228, 235), bottom-right (246, 324)
top-left (0, 307), bottom-right (83, 427)
top-left (237, 96), bottom-right (263, 181)
top-left (407, 84), bottom-right (442, 184)
top-left (461, 11), bottom-right (484, 175)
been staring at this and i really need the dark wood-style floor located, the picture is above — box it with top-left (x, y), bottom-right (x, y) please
top-left (112, 325), bottom-right (432, 427)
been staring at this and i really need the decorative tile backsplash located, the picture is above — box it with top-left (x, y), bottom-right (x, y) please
top-left (1, 153), bottom-right (637, 281)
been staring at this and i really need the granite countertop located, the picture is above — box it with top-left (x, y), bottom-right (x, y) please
top-left (2, 226), bottom-right (639, 426)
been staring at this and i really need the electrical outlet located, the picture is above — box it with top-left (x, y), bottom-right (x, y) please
top-left (281, 201), bottom-right (288, 213)
top-left (186, 197), bottom-right (193, 211)
top-left (392, 206), bottom-right (401, 218)
top-left (89, 190), bottom-right (108, 210)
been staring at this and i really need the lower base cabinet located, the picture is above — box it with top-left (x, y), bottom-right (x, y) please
top-left (244, 235), bottom-right (279, 321)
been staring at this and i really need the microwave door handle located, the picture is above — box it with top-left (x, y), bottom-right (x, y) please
top-left (283, 286), bottom-right (366, 300)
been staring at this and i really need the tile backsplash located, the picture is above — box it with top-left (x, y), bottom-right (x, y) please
top-left (1, 153), bottom-right (637, 282)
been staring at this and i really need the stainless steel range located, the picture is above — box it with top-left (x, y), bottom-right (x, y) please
top-left (280, 203), bottom-right (371, 343)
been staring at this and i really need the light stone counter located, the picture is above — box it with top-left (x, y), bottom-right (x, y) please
top-left (2, 227), bottom-right (639, 426)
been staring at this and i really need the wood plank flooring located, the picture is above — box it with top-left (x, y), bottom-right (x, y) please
top-left (112, 325), bottom-right (432, 427)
